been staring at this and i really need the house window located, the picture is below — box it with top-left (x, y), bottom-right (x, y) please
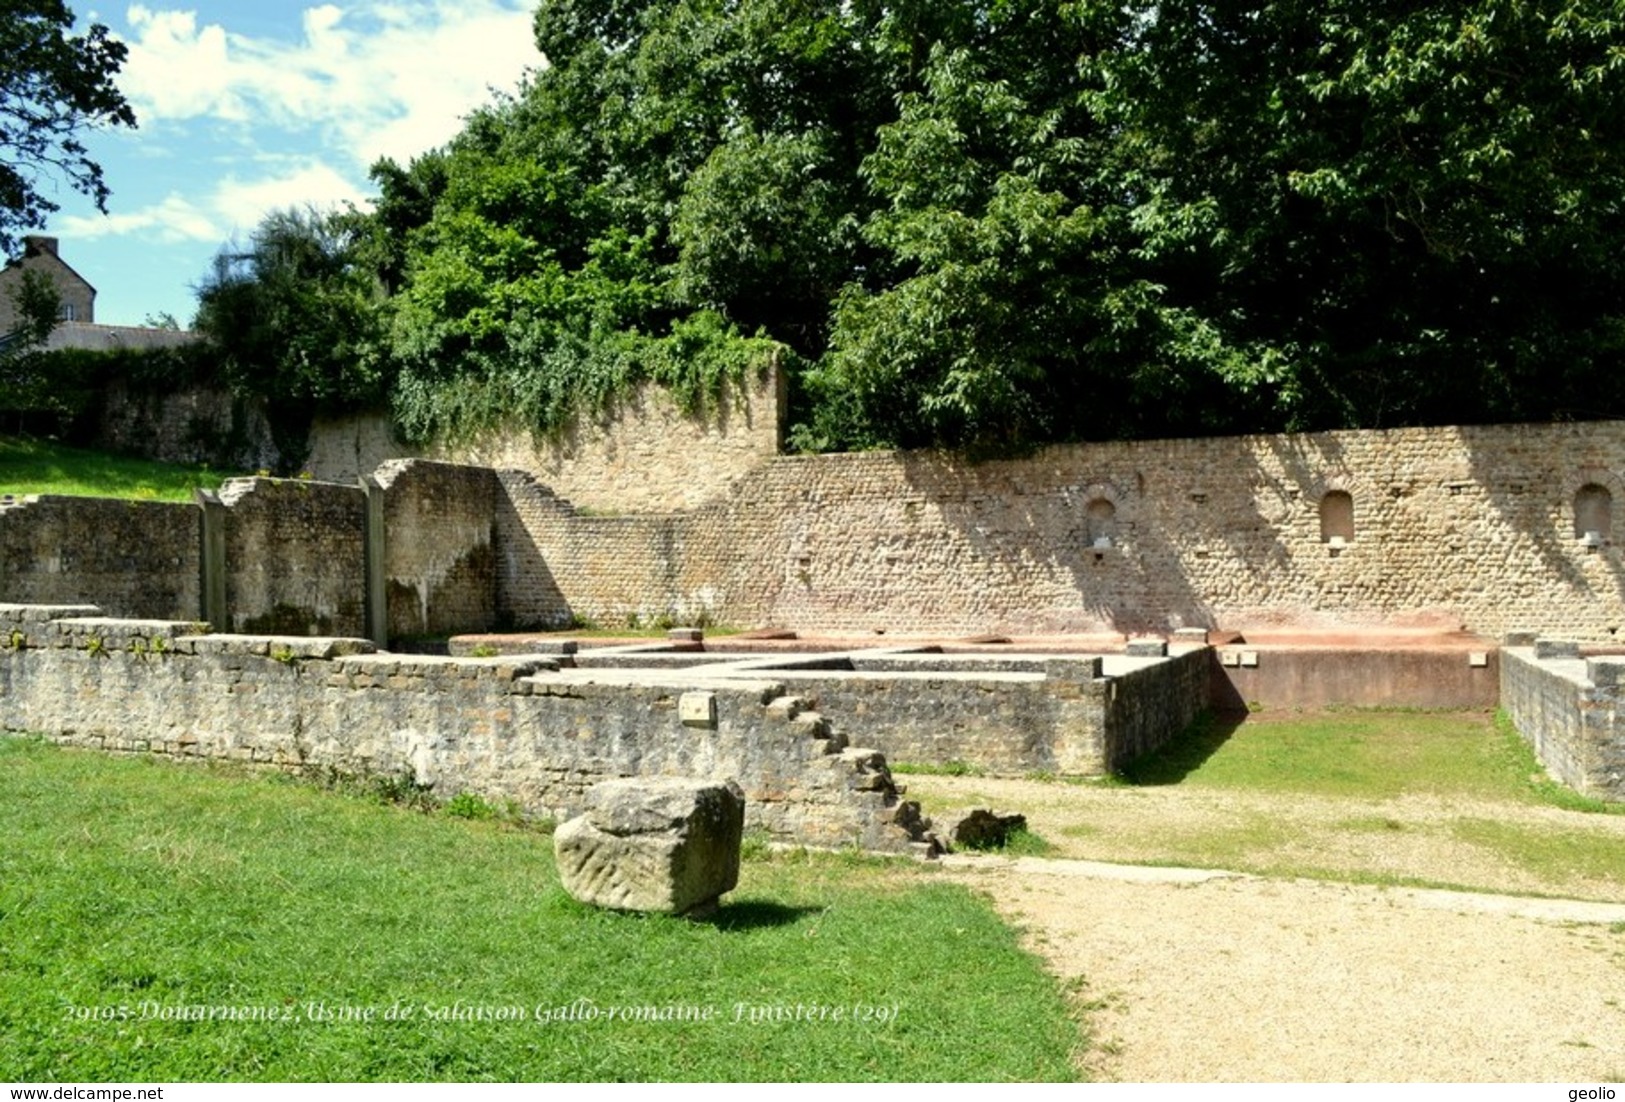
top-left (1575, 484), bottom-right (1612, 542)
top-left (59, 302), bottom-right (76, 322)
top-left (1320, 490), bottom-right (1354, 544)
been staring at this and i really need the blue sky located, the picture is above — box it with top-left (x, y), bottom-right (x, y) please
top-left (44, 1), bottom-right (542, 326)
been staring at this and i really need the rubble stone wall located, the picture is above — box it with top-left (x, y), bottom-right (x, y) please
top-left (0, 606), bottom-right (924, 852)
top-left (1501, 643), bottom-right (1625, 798)
top-left (0, 496), bottom-right (200, 620)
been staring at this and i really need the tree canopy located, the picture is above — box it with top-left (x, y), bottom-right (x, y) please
top-left (0, 0), bottom-right (135, 256)
top-left (204, 0), bottom-right (1625, 452)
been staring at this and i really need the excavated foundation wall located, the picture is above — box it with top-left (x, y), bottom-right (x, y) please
top-left (5, 422), bottom-right (1623, 642)
top-left (0, 606), bottom-right (926, 853)
top-left (1501, 641), bottom-right (1625, 799)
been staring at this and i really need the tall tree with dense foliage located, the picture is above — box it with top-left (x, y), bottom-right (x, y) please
top-left (193, 207), bottom-right (392, 467)
top-left (1104, 0), bottom-right (1625, 431)
top-left (0, 0), bottom-right (136, 255)
top-left (233, 0), bottom-right (1625, 451)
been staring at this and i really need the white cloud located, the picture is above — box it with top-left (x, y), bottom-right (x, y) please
top-left (56, 161), bottom-right (369, 244)
top-left (210, 162), bottom-right (369, 229)
top-left (58, 193), bottom-right (222, 243)
top-left (119, 1), bottom-right (540, 167)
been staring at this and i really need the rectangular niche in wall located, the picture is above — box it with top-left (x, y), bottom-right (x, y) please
top-left (1576, 484), bottom-right (1612, 546)
top-left (1320, 489), bottom-right (1354, 547)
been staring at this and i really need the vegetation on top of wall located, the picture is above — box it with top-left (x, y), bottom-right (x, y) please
top-left (176, 0), bottom-right (1625, 454)
top-left (0, 342), bottom-right (216, 439)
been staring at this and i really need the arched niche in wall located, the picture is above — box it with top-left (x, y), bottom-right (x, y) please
top-left (1575, 483), bottom-right (1613, 543)
top-left (1086, 498), bottom-right (1118, 548)
top-left (1319, 490), bottom-right (1355, 544)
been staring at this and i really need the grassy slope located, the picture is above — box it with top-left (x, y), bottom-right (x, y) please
top-left (0, 436), bottom-right (234, 502)
top-left (0, 739), bottom-right (1081, 1082)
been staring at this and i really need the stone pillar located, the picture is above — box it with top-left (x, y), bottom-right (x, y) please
top-left (361, 474), bottom-right (387, 648)
top-left (195, 489), bottom-right (226, 628)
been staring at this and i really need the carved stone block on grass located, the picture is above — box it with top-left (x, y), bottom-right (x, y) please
top-left (554, 777), bottom-right (745, 917)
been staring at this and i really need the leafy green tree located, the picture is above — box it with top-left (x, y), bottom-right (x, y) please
top-left (1106, 0), bottom-right (1625, 429)
top-left (0, 0), bottom-right (136, 254)
top-left (359, 0), bottom-right (1625, 452)
top-left (194, 207), bottom-right (392, 467)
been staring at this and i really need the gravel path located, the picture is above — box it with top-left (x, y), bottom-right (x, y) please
top-left (907, 774), bottom-right (1625, 1081)
top-left (945, 858), bottom-right (1625, 1082)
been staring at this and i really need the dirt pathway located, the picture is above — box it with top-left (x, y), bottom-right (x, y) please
top-left (905, 771), bottom-right (1625, 1081)
top-left (946, 859), bottom-right (1625, 1082)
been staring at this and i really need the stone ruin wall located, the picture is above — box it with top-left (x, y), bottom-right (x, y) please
top-left (0, 495), bottom-right (199, 620)
top-left (370, 460), bottom-right (499, 639)
top-left (4, 419), bottom-right (1623, 644)
top-left (89, 363), bottom-right (782, 516)
top-left (0, 462), bottom-right (502, 646)
top-left (1501, 642), bottom-right (1625, 799)
top-left (0, 606), bottom-right (927, 853)
top-left (212, 477), bottom-right (367, 637)
top-left (528, 420), bottom-right (1625, 642)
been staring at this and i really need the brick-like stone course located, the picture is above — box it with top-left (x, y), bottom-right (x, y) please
top-left (0, 495), bottom-right (200, 619)
top-left (1501, 644), bottom-right (1625, 798)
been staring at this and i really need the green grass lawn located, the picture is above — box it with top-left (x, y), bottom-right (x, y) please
top-left (0, 436), bottom-right (235, 503)
top-left (0, 738), bottom-right (1082, 1082)
top-left (1119, 708), bottom-right (1619, 809)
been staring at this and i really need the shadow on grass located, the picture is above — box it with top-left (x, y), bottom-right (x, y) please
top-left (1116, 711), bottom-right (1249, 786)
top-left (705, 899), bottom-right (824, 931)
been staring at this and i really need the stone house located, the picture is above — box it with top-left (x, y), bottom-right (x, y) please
top-left (0, 236), bottom-right (96, 334)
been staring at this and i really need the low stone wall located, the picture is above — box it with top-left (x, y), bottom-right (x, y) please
top-left (569, 645), bottom-right (1211, 775)
top-left (1210, 645), bottom-right (1500, 711)
top-left (0, 605), bottom-right (927, 853)
top-left (1104, 647), bottom-right (1211, 769)
top-left (1500, 641), bottom-right (1625, 799)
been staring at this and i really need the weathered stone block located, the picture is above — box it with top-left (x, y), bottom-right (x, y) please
top-left (554, 777), bottom-right (745, 916)
top-left (678, 691), bottom-right (717, 728)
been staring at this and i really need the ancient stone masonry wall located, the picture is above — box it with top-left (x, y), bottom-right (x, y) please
top-left (0, 495), bottom-right (200, 620)
top-left (434, 365), bottom-right (783, 514)
top-left (507, 420), bottom-right (1625, 640)
top-left (1501, 641), bottom-right (1625, 799)
top-left (214, 477), bottom-right (366, 638)
top-left (95, 382), bottom-right (281, 472)
top-left (566, 645), bottom-right (1210, 775)
top-left (370, 460), bottom-right (499, 639)
top-left (0, 605), bottom-right (927, 853)
top-left (1101, 647), bottom-right (1211, 770)
top-left (493, 470), bottom-right (700, 631)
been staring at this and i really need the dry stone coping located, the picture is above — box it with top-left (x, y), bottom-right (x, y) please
top-left (554, 777), bottom-right (746, 917)
top-left (0, 603), bottom-right (103, 622)
top-left (743, 668), bottom-right (1048, 687)
top-left (183, 634), bottom-right (376, 659)
top-left (48, 616), bottom-right (208, 638)
top-left (337, 652), bottom-right (559, 676)
top-left (537, 667), bottom-right (788, 696)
